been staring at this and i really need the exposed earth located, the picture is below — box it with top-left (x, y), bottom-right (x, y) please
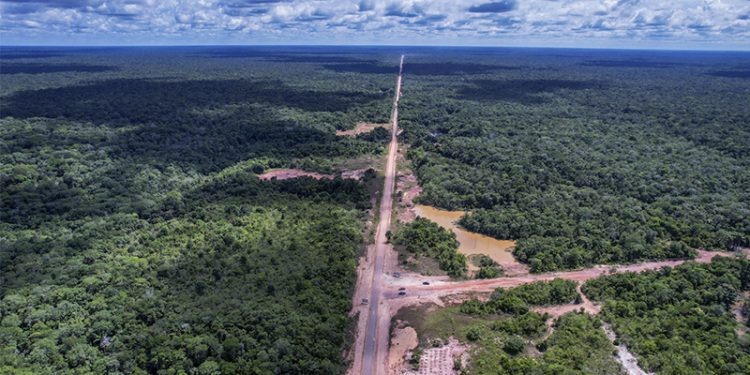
top-left (336, 122), bottom-right (389, 137)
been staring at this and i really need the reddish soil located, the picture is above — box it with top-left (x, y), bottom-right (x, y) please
top-left (383, 250), bottom-right (736, 373)
top-left (258, 169), bottom-right (332, 181)
top-left (385, 250), bottom-right (733, 301)
top-left (499, 261), bottom-right (530, 277)
top-left (337, 122), bottom-right (388, 136)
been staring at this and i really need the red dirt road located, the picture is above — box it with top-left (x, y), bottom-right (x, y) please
top-left (383, 249), bottom-right (734, 303)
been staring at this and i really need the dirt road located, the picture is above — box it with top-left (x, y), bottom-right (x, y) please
top-left (351, 55), bottom-right (404, 375)
top-left (383, 249), bottom-right (733, 303)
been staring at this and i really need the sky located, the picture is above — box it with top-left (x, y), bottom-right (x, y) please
top-left (0, 0), bottom-right (749, 50)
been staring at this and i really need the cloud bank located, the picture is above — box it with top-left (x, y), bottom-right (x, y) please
top-left (1, 0), bottom-right (749, 49)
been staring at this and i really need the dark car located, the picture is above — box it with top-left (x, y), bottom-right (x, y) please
top-left (398, 287), bottom-right (406, 291)
top-left (422, 281), bottom-right (430, 285)
top-left (398, 291), bottom-right (406, 296)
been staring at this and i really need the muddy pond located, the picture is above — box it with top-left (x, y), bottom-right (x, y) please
top-left (413, 205), bottom-right (516, 270)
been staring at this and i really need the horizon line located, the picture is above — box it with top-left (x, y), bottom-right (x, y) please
top-left (1, 43), bottom-right (750, 53)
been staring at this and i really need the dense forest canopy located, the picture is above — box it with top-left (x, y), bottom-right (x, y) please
top-left (0, 46), bottom-right (397, 374)
top-left (397, 48), bottom-right (750, 272)
top-left (2, 46), bottom-right (750, 374)
top-left (584, 257), bottom-right (750, 374)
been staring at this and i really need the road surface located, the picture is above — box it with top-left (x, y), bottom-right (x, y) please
top-left (382, 249), bottom-right (732, 301)
top-left (359, 55), bottom-right (404, 375)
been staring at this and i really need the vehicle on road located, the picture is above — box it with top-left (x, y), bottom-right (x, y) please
top-left (398, 291), bottom-right (406, 296)
top-left (422, 282), bottom-right (430, 285)
top-left (398, 287), bottom-right (406, 291)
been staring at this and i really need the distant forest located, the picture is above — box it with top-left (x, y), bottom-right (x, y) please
top-left (398, 48), bottom-right (750, 272)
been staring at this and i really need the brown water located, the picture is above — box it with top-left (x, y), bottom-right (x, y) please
top-left (414, 205), bottom-right (517, 270)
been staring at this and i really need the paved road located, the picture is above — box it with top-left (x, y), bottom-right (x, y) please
top-left (360, 55), bottom-right (404, 375)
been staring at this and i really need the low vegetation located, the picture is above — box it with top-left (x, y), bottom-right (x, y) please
top-left (390, 217), bottom-right (467, 278)
top-left (584, 257), bottom-right (750, 374)
top-left (461, 279), bottom-right (579, 315)
top-left (471, 255), bottom-right (503, 279)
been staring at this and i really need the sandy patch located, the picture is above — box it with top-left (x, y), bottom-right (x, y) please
top-left (336, 122), bottom-right (389, 137)
top-left (388, 323), bottom-right (418, 375)
top-left (604, 324), bottom-right (653, 375)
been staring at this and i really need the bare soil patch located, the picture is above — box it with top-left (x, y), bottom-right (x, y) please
top-left (259, 168), bottom-right (367, 181)
top-left (396, 164), bottom-right (422, 223)
top-left (341, 168), bottom-right (368, 180)
top-left (604, 324), bottom-right (653, 375)
top-left (533, 284), bottom-right (600, 320)
top-left (258, 168), bottom-right (332, 181)
top-left (336, 122), bottom-right (389, 136)
top-left (388, 323), bottom-right (418, 375)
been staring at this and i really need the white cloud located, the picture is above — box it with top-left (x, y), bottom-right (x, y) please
top-left (0, 0), bottom-right (748, 48)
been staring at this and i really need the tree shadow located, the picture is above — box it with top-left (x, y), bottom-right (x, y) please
top-left (0, 103), bottom-right (381, 226)
top-left (454, 79), bottom-right (601, 105)
top-left (0, 78), bottom-right (387, 125)
top-left (0, 63), bottom-right (117, 75)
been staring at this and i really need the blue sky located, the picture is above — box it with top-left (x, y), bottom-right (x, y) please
top-left (1, 0), bottom-right (749, 50)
